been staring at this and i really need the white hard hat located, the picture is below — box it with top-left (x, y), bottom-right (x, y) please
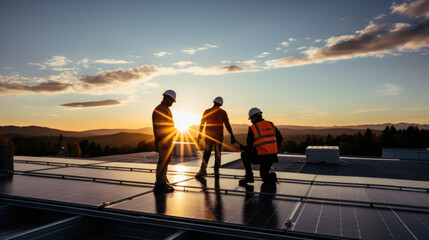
top-left (248, 107), bottom-right (262, 119)
top-left (213, 96), bottom-right (223, 105)
top-left (163, 90), bottom-right (176, 102)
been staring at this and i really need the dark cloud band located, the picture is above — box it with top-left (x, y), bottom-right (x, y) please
top-left (59, 99), bottom-right (122, 108)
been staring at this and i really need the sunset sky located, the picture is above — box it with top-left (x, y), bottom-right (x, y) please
top-left (1, 0), bottom-right (429, 131)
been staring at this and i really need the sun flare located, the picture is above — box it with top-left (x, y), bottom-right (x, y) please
top-left (173, 110), bottom-right (200, 132)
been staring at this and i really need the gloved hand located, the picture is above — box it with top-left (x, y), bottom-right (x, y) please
top-left (231, 135), bottom-right (236, 144)
top-left (239, 144), bottom-right (246, 151)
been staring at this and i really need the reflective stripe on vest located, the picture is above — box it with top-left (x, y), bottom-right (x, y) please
top-left (250, 120), bottom-right (278, 155)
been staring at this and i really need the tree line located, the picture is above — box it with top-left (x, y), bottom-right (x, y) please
top-left (1, 126), bottom-right (428, 157)
top-left (0, 134), bottom-right (154, 158)
top-left (279, 126), bottom-right (429, 156)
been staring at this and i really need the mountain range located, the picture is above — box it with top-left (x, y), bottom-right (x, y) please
top-left (1, 122), bottom-right (428, 138)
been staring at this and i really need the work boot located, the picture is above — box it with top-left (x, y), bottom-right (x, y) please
top-left (165, 179), bottom-right (174, 188)
top-left (195, 169), bottom-right (207, 180)
top-left (154, 181), bottom-right (174, 193)
top-left (239, 175), bottom-right (254, 186)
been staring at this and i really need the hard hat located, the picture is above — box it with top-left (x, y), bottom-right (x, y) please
top-left (248, 107), bottom-right (262, 119)
top-left (163, 90), bottom-right (176, 102)
top-left (213, 96), bottom-right (223, 105)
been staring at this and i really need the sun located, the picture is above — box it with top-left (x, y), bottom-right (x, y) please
top-left (173, 110), bottom-right (200, 132)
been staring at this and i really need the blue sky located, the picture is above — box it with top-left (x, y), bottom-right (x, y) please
top-left (1, 0), bottom-right (429, 130)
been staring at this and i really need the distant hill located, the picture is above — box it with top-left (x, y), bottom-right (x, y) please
top-left (1, 122), bottom-right (427, 139)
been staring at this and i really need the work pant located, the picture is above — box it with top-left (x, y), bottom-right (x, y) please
top-left (241, 150), bottom-right (273, 182)
top-left (200, 138), bottom-right (223, 172)
top-left (156, 139), bottom-right (173, 184)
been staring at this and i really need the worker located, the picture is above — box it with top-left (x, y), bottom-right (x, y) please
top-left (195, 96), bottom-right (236, 179)
top-left (152, 90), bottom-right (177, 193)
top-left (239, 107), bottom-right (283, 185)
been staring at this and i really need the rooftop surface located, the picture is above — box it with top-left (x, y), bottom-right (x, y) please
top-left (1, 152), bottom-right (429, 239)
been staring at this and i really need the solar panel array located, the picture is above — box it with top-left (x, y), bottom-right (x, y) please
top-left (1, 156), bottom-right (428, 239)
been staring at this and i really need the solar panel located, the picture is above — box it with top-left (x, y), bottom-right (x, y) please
top-left (13, 163), bottom-right (60, 172)
top-left (365, 188), bottom-right (429, 208)
top-left (35, 167), bottom-right (193, 184)
top-left (0, 174), bottom-right (151, 207)
top-left (14, 156), bottom-right (107, 166)
top-left (107, 189), bottom-right (299, 229)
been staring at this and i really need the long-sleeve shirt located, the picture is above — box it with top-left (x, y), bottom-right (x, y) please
top-left (199, 106), bottom-right (234, 141)
top-left (152, 101), bottom-right (176, 147)
top-left (246, 118), bottom-right (283, 162)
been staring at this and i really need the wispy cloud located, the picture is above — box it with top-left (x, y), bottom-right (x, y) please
top-left (28, 62), bottom-right (47, 70)
top-left (182, 43), bottom-right (218, 55)
top-left (314, 39), bottom-right (322, 43)
top-left (391, 0), bottom-right (429, 19)
top-left (376, 83), bottom-right (402, 96)
top-left (350, 108), bottom-right (390, 114)
top-left (374, 14), bottom-right (386, 20)
top-left (44, 56), bottom-right (72, 67)
top-left (281, 41), bottom-right (289, 47)
top-left (94, 59), bottom-right (133, 64)
top-left (59, 99), bottom-right (123, 108)
top-left (0, 81), bottom-right (73, 95)
top-left (154, 51), bottom-right (171, 57)
top-left (255, 52), bottom-right (270, 58)
top-left (77, 57), bottom-right (90, 68)
top-left (266, 0), bottom-right (429, 69)
top-left (173, 61), bottom-right (193, 66)
top-left (80, 65), bottom-right (158, 86)
top-left (180, 65), bottom-right (246, 75)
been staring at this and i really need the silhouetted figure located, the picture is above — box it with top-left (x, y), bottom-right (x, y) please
top-left (195, 97), bottom-right (235, 179)
top-left (239, 108), bottom-right (283, 185)
top-left (152, 90), bottom-right (177, 193)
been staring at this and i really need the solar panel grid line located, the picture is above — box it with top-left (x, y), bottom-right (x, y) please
top-left (390, 208), bottom-right (419, 240)
top-left (314, 202), bottom-right (324, 234)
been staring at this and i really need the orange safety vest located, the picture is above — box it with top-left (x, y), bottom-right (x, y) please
top-left (250, 120), bottom-right (278, 155)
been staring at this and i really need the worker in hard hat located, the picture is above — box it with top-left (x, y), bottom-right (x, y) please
top-left (238, 107), bottom-right (283, 185)
top-left (152, 90), bottom-right (177, 193)
top-left (195, 96), bottom-right (236, 179)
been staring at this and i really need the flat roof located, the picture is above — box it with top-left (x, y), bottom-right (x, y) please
top-left (1, 153), bottom-right (429, 239)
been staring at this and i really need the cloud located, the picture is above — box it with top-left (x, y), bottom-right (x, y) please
top-left (266, 19), bottom-right (429, 68)
top-left (80, 65), bottom-right (158, 86)
top-left (59, 99), bottom-right (123, 108)
top-left (182, 43), bottom-right (218, 55)
top-left (255, 52), bottom-right (270, 58)
top-left (28, 62), bottom-right (47, 70)
top-left (2, 67), bottom-right (11, 70)
top-left (77, 57), bottom-right (90, 68)
top-left (44, 56), bottom-right (72, 67)
top-left (350, 108), bottom-right (390, 114)
top-left (374, 14), bottom-right (387, 20)
top-left (221, 60), bottom-right (231, 64)
top-left (376, 83), bottom-right (402, 96)
top-left (94, 59), bottom-right (133, 64)
top-left (51, 67), bottom-right (76, 71)
top-left (265, 57), bottom-right (313, 68)
top-left (154, 51), bottom-right (171, 57)
top-left (314, 39), bottom-right (322, 43)
top-left (173, 61), bottom-right (193, 66)
top-left (391, 0), bottom-right (429, 19)
top-left (180, 65), bottom-right (246, 75)
top-left (289, 38), bottom-right (296, 42)
top-left (275, 47), bottom-right (282, 51)
top-left (281, 41), bottom-right (289, 47)
top-left (0, 81), bottom-right (73, 95)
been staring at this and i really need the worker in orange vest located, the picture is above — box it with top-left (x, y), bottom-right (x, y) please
top-left (239, 107), bottom-right (283, 185)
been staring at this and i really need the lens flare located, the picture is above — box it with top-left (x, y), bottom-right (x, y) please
top-left (173, 110), bottom-right (200, 132)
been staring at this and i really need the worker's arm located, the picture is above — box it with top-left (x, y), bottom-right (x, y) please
top-left (275, 126), bottom-right (283, 146)
top-left (223, 111), bottom-right (236, 143)
top-left (245, 127), bottom-right (254, 151)
top-left (197, 110), bottom-right (207, 142)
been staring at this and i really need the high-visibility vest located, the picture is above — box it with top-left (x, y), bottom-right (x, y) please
top-left (250, 120), bottom-right (278, 155)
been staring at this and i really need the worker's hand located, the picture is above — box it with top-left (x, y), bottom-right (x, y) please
top-left (239, 144), bottom-right (246, 151)
top-left (231, 135), bottom-right (236, 144)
